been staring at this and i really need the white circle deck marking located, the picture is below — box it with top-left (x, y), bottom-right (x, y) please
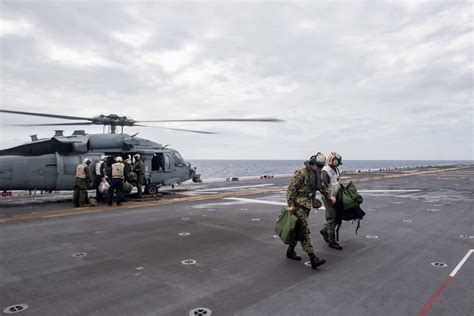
top-left (273, 235), bottom-right (279, 239)
top-left (459, 235), bottom-right (474, 239)
top-left (3, 304), bottom-right (29, 314)
top-left (189, 307), bottom-right (212, 315)
top-left (304, 261), bottom-right (312, 267)
top-left (136, 267), bottom-right (144, 271)
top-left (366, 234), bottom-right (379, 239)
top-left (182, 259), bottom-right (197, 265)
top-left (179, 232), bottom-right (191, 236)
top-left (431, 262), bottom-right (448, 268)
top-left (427, 209), bottom-right (441, 212)
top-left (251, 218), bottom-right (261, 221)
top-left (402, 219), bottom-right (413, 223)
top-left (181, 217), bottom-right (190, 221)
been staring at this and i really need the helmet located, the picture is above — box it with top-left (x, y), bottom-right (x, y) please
top-left (100, 154), bottom-right (106, 161)
top-left (82, 158), bottom-right (91, 164)
top-left (125, 159), bottom-right (132, 165)
top-left (309, 152), bottom-right (326, 167)
top-left (134, 154), bottom-right (140, 159)
top-left (115, 156), bottom-right (123, 162)
top-left (327, 152), bottom-right (342, 167)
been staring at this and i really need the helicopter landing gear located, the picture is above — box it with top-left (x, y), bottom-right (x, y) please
top-left (146, 184), bottom-right (160, 195)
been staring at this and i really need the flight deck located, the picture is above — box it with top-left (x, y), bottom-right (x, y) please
top-left (0, 165), bottom-right (473, 315)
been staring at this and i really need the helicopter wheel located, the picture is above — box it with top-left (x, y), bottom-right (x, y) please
top-left (146, 184), bottom-right (159, 195)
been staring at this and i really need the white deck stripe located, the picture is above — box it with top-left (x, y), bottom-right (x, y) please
top-left (449, 249), bottom-right (474, 277)
top-left (223, 197), bottom-right (326, 210)
top-left (358, 189), bottom-right (422, 193)
top-left (194, 184), bottom-right (274, 192)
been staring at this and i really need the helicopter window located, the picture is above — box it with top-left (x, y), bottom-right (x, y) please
top-left (172, 152), bottom-right (185, 166)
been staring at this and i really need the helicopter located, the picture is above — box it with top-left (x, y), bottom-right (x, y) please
top-left (0, 109), bottom-right (284, 195)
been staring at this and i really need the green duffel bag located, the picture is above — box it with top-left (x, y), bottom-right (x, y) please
top-left (274, 207), bottom-right (298, 244)
top-left (339, 181), bottom-right (363, 210)
top-left (122, 181), bottom-right (133, 194)
top-left (127, 171), bottom-right (138, 185)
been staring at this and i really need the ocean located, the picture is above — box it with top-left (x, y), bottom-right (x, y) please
top-left (189, 160), bottom-right (473, 180)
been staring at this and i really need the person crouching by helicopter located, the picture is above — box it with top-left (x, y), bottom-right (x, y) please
top-left (133, 154), bottom-right (145, 198)
top-left (73, 158), bottom-right (92, 207)
top-left (94, 155), bottom-right (107, 201)
top-left (320, 152), bottom-right (344, 250)
top-left (286, 152), bottom-right (336, 269)
top-left (107, 156), bottom-right (128, 206)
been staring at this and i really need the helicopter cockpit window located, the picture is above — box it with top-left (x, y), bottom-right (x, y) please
top-left (172, 152), bottom-right (185, 166)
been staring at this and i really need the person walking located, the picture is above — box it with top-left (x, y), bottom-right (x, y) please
top-left (107, 156), bottom-right (127, 206)
top-left (133, 154), bottom-right (145, 198)
top-left (286, 152), bottom-right (336, 269)
top-left (320, 152), bottom-right (344, 250)
top-left (73, 158), bottom-right (92, 207)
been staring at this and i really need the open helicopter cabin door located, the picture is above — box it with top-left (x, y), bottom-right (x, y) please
top-left (151, 153), bottom-right (171, 172)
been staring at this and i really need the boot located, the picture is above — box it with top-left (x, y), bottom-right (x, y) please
top-left (328, 240), bottom-right (343, 250)
top-left (320, 229), bottom-right (329, 243)
top-left (308, 253), bottom-right (326, 269)
top-left (286, 246), bottom-right (302, 261)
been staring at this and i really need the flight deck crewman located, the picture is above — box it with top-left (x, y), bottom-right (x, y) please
top-left (133, 154), bottom-right (145, 198)
top-left (73, 158), bottom-right (92, 207)
top-left (107, 156), bottom-right (127, 206)
top-left (95, 155), bottom-right (106, 201)
top-left (286, 152), bottom-right (336, 269)
top-left (320, 152), bottom-right (344, 250)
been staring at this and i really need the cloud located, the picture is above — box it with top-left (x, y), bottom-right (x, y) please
top-left (0, 1), bottom-right (472, 160)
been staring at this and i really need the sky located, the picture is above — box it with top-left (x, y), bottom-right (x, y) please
top-left (0, 0), bottom-right (472, 160)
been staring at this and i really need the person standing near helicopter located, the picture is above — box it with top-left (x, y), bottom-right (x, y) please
top-left (107, 156), bottom-right (128, 206)
top-left (73, 158), bottom-right (92, 207)
top-left (133, 154), bottom-right (145, 198)
top-left (94, 155), bottom-right (107, 201)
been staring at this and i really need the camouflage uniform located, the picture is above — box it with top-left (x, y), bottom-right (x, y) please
top-left (286, 162), bottom-right (332, 253)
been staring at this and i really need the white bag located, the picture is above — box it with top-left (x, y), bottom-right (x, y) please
top-left (98, 178), bottom-right (110, 194)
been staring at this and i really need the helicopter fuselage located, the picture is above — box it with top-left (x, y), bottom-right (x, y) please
top-left (0, 133), bottom-right (199, 193)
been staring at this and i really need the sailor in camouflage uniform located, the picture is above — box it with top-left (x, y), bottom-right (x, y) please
top-left (286, 152), bottom-right (336, 269)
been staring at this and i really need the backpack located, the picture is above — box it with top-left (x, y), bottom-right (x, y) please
top-left (335, 181), bottom-right (366, 241)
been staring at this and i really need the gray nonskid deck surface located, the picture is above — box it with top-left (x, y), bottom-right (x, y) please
top-left (0, 167), bottom-right (473, 315)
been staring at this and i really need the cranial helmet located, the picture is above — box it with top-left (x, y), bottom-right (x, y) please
top-left (83, 158), bottom-right (91, 164)
top-left (327, 152), bottom-right (342, 166)
top-left (115, 156), bottom-right (123, 162)
top-left (134, 154), bottom-right (140, 159)
top-left (100, 154), bottom-right (106, 161)
top-left (309, 152), bottom-right (326, 167)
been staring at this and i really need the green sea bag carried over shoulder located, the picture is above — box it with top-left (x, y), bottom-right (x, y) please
top-left (274, 207), bottom-right (298, 244)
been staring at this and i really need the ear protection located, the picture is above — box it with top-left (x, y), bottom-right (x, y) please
top-left (309, 152), bottom-right (326, 167)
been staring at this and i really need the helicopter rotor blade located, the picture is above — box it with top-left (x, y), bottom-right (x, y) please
top-left (134, 124), bottom-right (218, 134)
top-left (138, 118), bottom-right (285, 123)
top-left (0, 109), bottom-right (93, 121)
top-left (10, 122), bottom-right (94, 126)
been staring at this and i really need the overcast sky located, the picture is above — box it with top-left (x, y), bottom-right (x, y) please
top-left (0, 1), bottom-right (472, 160)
